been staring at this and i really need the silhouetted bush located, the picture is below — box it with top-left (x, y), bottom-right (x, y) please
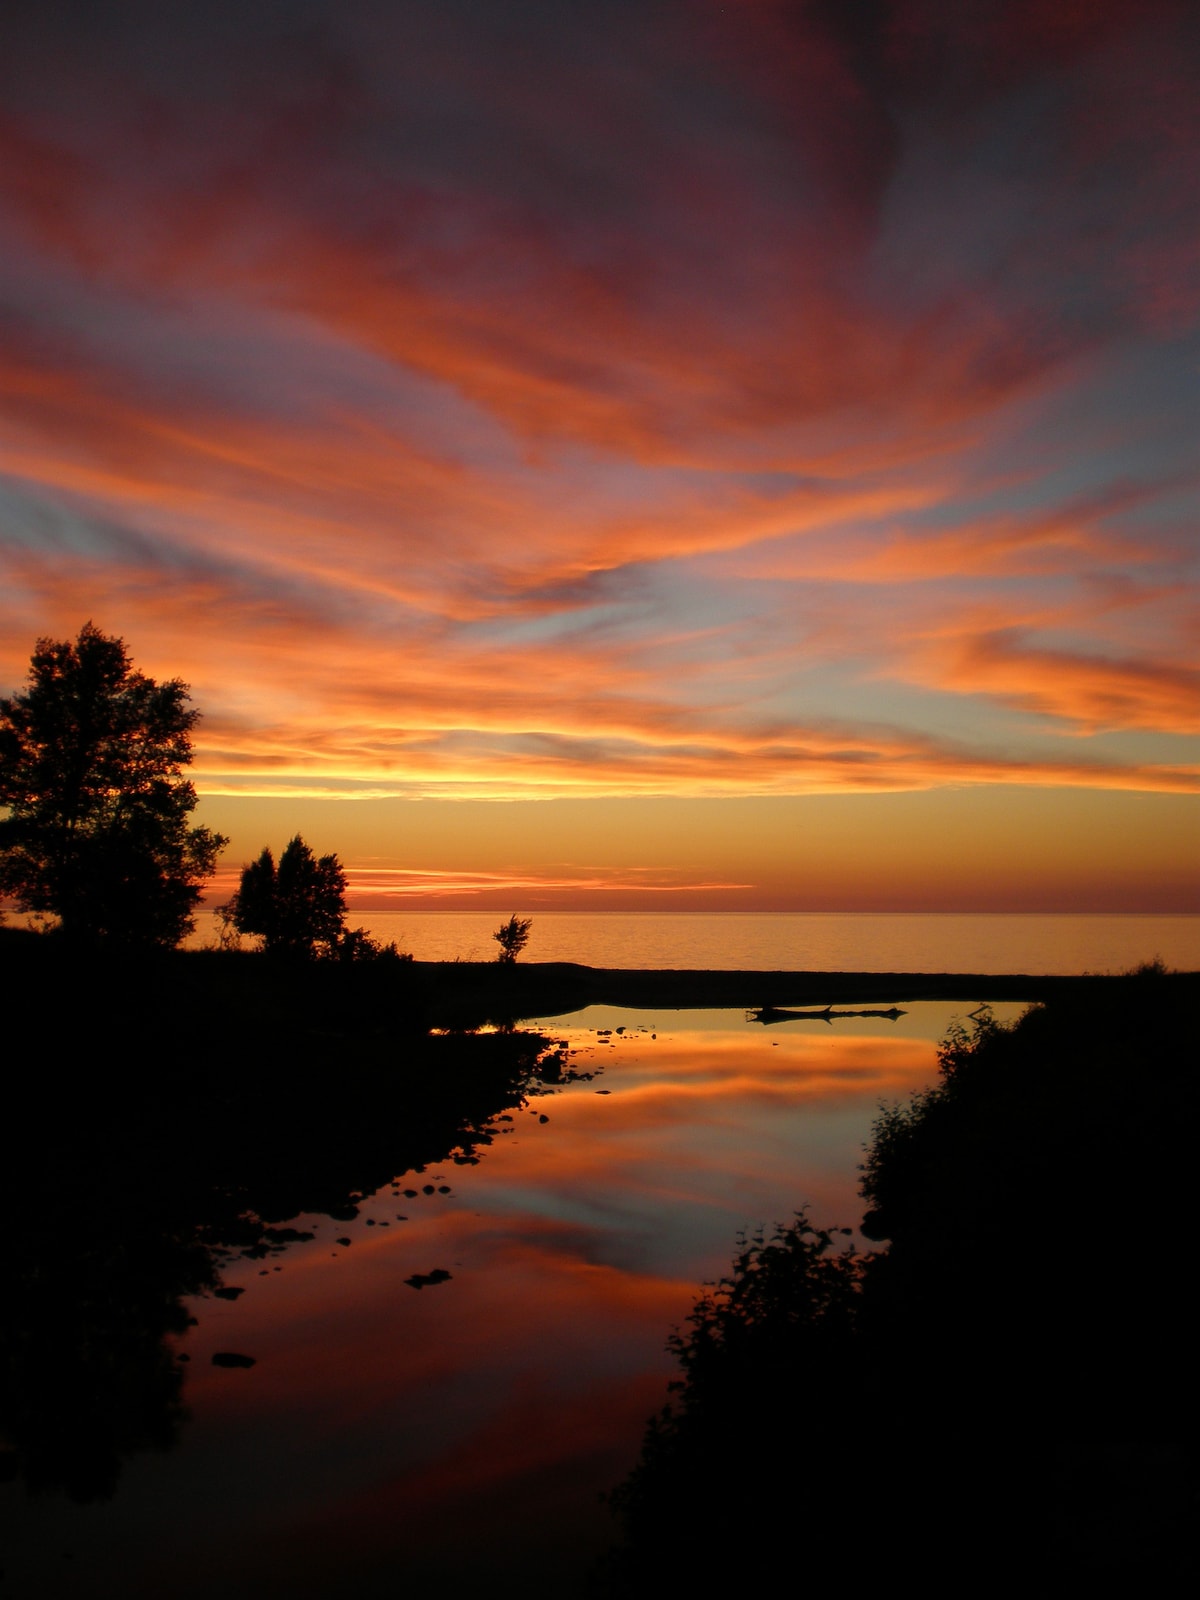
top-left (493, 914), bottom-right (532, 963)
top-left (331, 924), bottom-right (413, 963)
top-left (606, 1215), bottom-right (868, 1585)
top-left (603, 966), bottom-right (1200, 1592)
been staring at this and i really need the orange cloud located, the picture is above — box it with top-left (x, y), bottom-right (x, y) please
top-left (912, 629), bottom-right (1200, 734)
top-left (5, 531), bottom-right (1197, 802)
top-left (725, 478), bottom-right (1189, 584)
top-left (1, 0), bottom-right (1196, 892)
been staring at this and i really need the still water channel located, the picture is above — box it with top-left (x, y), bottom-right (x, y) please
top-left (4, 999), bottom-right (1026, 1597)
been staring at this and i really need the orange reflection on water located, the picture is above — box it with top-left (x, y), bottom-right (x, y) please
top-left (80, 1008), bottom-right (971, 1596)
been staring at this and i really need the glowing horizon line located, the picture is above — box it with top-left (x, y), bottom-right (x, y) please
top-left (203, 865), bottom-right (755, 898)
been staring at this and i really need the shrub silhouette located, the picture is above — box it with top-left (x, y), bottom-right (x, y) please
top-left (493, 914), bottom-right (532, 963)
top-left (604, 967), bottom-right (1200, 1591)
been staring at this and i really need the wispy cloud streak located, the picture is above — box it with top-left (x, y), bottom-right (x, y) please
top-left (0, 0), bottom-right (1196, 824)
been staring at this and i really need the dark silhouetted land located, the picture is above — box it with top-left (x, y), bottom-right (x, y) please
top-left (411, 956), bottom-right (1130, 1026)
top-left (601, 961), bottom-right (1200, 1592)
top-left (0, 926), bottom-right (569, 1500)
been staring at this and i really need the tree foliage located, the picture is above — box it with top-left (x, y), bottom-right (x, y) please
top-left (224, 835), bottom-right (348, 959)
top-left (0, 623), bottom-right (226, 946)
top-left (221, 835), bottom-right (411, 962)
top-left (493, 914), bottom-right (532, 963)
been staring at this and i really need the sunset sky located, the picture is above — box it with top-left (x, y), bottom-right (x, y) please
top-left (1, 0), bottom-right (1197, 911)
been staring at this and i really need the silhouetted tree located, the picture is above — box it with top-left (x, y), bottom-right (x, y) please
top-left (0, 623), bottom-right (226, 946)
top-left (493, 914), bottom-right (532, 963)
top-left (224, 835), bottom-right (348, 959)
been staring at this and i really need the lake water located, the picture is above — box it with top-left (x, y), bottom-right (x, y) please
top-left (269, 910), bottom-right (1200, 974)
top-left (3, 997), bottom-right (1028, 1597)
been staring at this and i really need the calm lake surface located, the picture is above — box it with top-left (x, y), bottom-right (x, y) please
top-left (5, 998), bottom-right (1028, 1598)
top-left (311, 910), bottom-right (1199, 973)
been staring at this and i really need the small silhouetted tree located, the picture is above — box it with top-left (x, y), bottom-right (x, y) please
top-left (224, 835), bottom-right (347, 959)
top-left (493, 914), bottom-right (532, 963)
top-left (0, 623), bottom-right (226, 946)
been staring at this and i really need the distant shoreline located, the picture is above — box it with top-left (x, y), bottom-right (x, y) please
top-left (411, 959), bottom-right (1198, 1019)
top-left (3, 926), bottom-right (1194, 1028)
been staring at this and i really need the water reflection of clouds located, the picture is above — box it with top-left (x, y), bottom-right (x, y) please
top-left (176, 1212), bottom-right (689, 1591)
top-left (565, 1038), bottom-right (937, 1105)
top-left (144, 1011), bottom-right (957, 1592)
top-left (289, 1371), bottom-right (672, 1589)
top-left (441, 1018), bottom-right (955, 1285)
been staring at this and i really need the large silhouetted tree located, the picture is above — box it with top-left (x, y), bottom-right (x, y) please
top-left (226, 835), bottom-right (348, 959)
top-left (0, 623), bottom-right (226, 946)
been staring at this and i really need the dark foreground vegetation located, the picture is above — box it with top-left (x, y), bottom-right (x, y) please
top-left (601, 963), bottom-right (1199, 1591)
top-left (0, 926), bottom-right (568, 1502)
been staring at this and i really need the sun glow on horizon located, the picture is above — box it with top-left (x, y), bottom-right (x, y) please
top-left (1, 3), bottom-right (1196, 912)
